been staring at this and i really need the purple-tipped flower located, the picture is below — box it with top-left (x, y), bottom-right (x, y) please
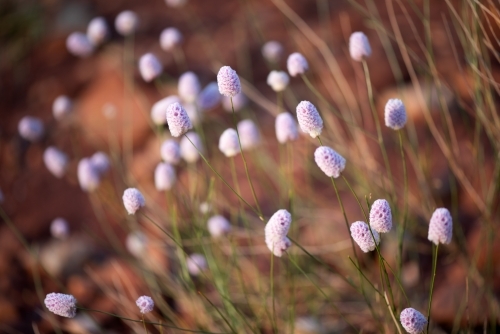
top-left (165, 0), bottom-right (187, 7)
top-left (18, 116), bottom-right (44, 142)
top-left (180, 131), bottom-right (203, 163)
top-left (428, 208), bottom-right (453, 245)
top-left (222, 93), bottom-right (247, 112)
top-left (350, 221), bottom-right (380, 253)
top-left (267, 70), bottom-right (290, 92)
top-left (166, 102), bottom-right (193, 137)
top-left (178, 72), bottom-right (200, 103)
top-left (51, 218), bottom-right (70, 240)
top-left (262, 41), bottom-right (284, 63)
top-left (154, 162), bottom-right (176, 191)
top-left (207, 215), bottom-right (231, 237)
top-left (43, 147), bottom-right (69, 178)
top-left (217, 66), bottom-right (241, 98)
top-left (44, 293), bottom-right (77, 318)
top-left (151, 95), bottom-right (181, 125)
top-left (384, 98), bottom-right (407, 130)
top-left (77, 158), bottom-right (100, 192)
top-left (369, 199), bottom-right (392, 233)
top-left (400, 308), bottom-right (427, 334)
top-left (52, 96), bottom-right (73, 120)
top-left (139, 53), bottom-right (163, 82)
top-left (66, 32), bottom-right (93, 57)
top-left (160, 139), bottom-right (181, 165)
top-left (314, 146), bottom-right (346, 178)
top-left (160, 27), bottom-right (183, 51)
top-left (197, 82), bottom-right (221, 111)
top-left (87, 17), bottom-right (108, 46)
top-left (275, 112), bottom-right (299, 144)
top-left (238, 119), bottom-right (260, 150)
top-left (90, 151), bottom-right (110, 175)
top-left (296, 101), bottom-right (323, 138)
top-left (287, 52), bottom-right (308, 77)
top-left (219, 128), bottom-right (240, 157)
top-left (187, 253), bottom-right (207, 276)
top-left (115, 10), bottom-right (138, 36)
top-left (349, 32), bottom-right (372, 62)
top-left (136, 296), bottom-right (154, 314)
top-left (126, 231), bottom-right (148, 257)
top-left (122, 188), bottom-right (145, 215)
top-left (265, 209), bottom-right (292, 257)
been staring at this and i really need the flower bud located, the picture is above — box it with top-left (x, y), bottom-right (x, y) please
top-left (369, 199), bottom-right (392, 233)
top-left (287, 52), bottom-right (308, 77)
top-left (314, 146), bottom-right (346, 178)
top-left (197, 82), bottom-right (221, 111)
top-left (428, 208), bottom-right (453, 245)
top-left (265, 209), bottom-right (292, 257)
top-left (222, 93), bottom-right (247, 112)
top-left (217, 66), bottom-right (241, 97)
top-left (296, 101), bottom-right (323, 138)
top-left (139, 53), bottom-right (163, 82)
top-left (126, 231), bottom-right (148, 257)
top-left (51, 218), bottom-right (69, 240)
top-left (18, 116), bottom-right (44, 142)
top-left (154, 162), bottom-right (176, 191)
top-left (180, 131), bottom-right (203, 163)
top-left (160, 139), bottom-right (181, 165)
top-left (43, 146), bottom-right (69, 178)
top-left (165, 0), bottom-right (187, 7)
top-left (151, 95), bottom-right (181, 126)
top-left (178, 71), bottom-right (200, 103)
top-left (160, 27), bottom-right (183, 51)
top-left (275, 112), bottom-right (298, 144)
top-left (44, 293), bottom-right (77, 318)
top-left (136, 296), bottom-right (154, 314)
top-left (262, 41), bottom-right (284, 63)
top-left (122, 188), bottom-right (145, 215)
top-left (87, 17), bottom-right (108, 46)
top-left (207, 215), bottom-right (231, 237)
top-left (66, 32), bottom-right (93, 57)
top-left (350, 221), bottom-right (380, 253)
top-left (166, 102), bottom-right (193, 137)
top-left (52, 95), bottom-right (73, 120)
top-left (90, 151), bottom-right (110, 175)
top-left (77, 158), bottom-right (100, 192)
top-left (187, 253), bottom-right (207, 276)
top-left (237, 119), bottom-right (260, 150)
top-left (384, 98), bottom-right (407, 130)
top-left (267, 70), bottom-right (290, 92)
top-left (115, 10), bottom-right (138, 36)
top-left (219, 128), bottom-right (240, 157)
top-left (349, 32), bottom-right (372, 62)
top-left (400, 308), bottom-right (427, 334)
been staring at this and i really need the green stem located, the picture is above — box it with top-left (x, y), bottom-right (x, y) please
top-left (270, 251), bottom-right (277, 333)
top-left (427, 244), bottom-right (439, 333)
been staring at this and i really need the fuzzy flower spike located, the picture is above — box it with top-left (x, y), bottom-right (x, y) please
top-left (350, 221), bottom-right (380, 253)
top-left (87, 17), bottom-right (108, 46)
top-left (115, 10), bottom-right (138, 36)
top-left (166, 102), bottom-right (193, 137)
top-left (369, 199), bottom-right (392, 233)
top-left (178, 71), bottom-right (201, 103)
top-left (287, 52), bottom-right (308, 77)
top-left (275, 112), bottom-right (299, 144)
top-left (136, 296), bottom-right (154, 314)
top-left (428, 208), bottom-right (453, 245)
top-left (262, 41), bottom-right (284, 63)
top-left (265, 209), bottom-right (292, 257)
top-left (44, 293), bottom-right (77, 318)
top-left (400, 308), bottom-right (427, 334)
top-left (219, 128), bottom-right (240, 157)
top-left (385, 98), bottom-right (407, 130)
top-left (122, 188), bottom-right (145, 215)
top-left (139, 53), bottom-right (163, 82)
top-left (237, 119), bottom-right (260, 150)
top-left (296, 101), bottom-right (323, 138)
top-left (267, 70), bottom-right (290, 92)
top-left (314, 146), bottom-right (346, 178)
top-left (217, 66), bottom-right (241, 98)
top-left (349, 32), bottom-right (372, 62)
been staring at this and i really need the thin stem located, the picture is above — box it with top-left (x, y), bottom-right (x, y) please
top-left (384, 292), bottom-right (403, 334)
top-left (427, 244), bottom-right (439, 333)
top-left (198, 291), bottom-right (237, 333)
top-left (142, 314), bottom-right (148, 334)
top-left (270, 250), bottom-right (277, 333)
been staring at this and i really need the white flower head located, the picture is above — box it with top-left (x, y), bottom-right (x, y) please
top-left (43, 146), bottom-right (69, 178)
top-left (178, 71), bottom-right (200, 103)
top-left (267, 70), bottom-right (290, 92)
top-left (217, 66), bottom-right (241, 97)
top-left (219, 128), bottom-right (240, 157)
top-left (122, 188), bottom-right (145, 215)
top-left (154, 162), bottom-right (176, 191)
top-left (139, 53), bottom-right (163, 82)
top-left (350, 221), bottom-right (380, 253)
top-left (66, 32), bottom-right (93, 57)
top-left (400, 308), bottom-right (427, 334)
top-left (136, 296), bottom-right (154, 314)
top-left (265, 209), bottom-right (292, 257)
top-left (349, 32), bottom-right (372, 62)
top-left (115, 10), bottom-right (138, 36)
top-left (428, 208), bottom-right (453, 245)
top-left (87, 17), bottom-right (108, 46)
top-left (52, 96), bottom-right (73, 120)
top-left (296, 101), bottom-right (323, 138)
top-left (44, 293), bottom-right (77, 318)
top-left (385, 98), bottom-right (407, 130)
top-left (160, 139), bottom-right (181, 165)
top-left (166, 102), bottom-right (193, 137)
top-left (77, 158), bottom-right (100, 192)
top-left (180, 131), bottom-right (203, 163)
top-left (369, 199), bottom-right (392, 233)
top-left (275, 112), bottom-right (298, 144)
top-left (18, 116), bottom-right (44, 142)
top-left (187, 253), bottom-right (207, 276)
top-left (287, 52), bottom-right (308, 77)
top-left (197, 82), bottom-right (221, 111)
top-left (237, 119), bottom-right (260, 150)
top-left (314, 146), bottom-right (346, 178)
top-left (151, 95), bottom-right (181, 126)
top-left (51, 218), bottom-right (70, 240)
top-left (262, 41), bottom-right (284, 63)
top-left (160, 27), bottom-right (183, 51)
top-left (207, 215), bottom-right (231, 237)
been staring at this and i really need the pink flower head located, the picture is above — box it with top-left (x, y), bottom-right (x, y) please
top-left (77, 158), bottom-right (100, 192)
top-left (166, 102), bottom-right (193, 137)
top-left (136, 296), bottom-right (154, 314)
top-left (44, 293), bottom-right (77, 318)
top-left (369, 199), bottom-right (392, 233)
top-left (287, 52), bottom-right (308, 77)
top-left (349, 32), bottom-right (372, 62)
top-left (197, 82), bottom-right (221, 111)
top-left (160, 139), bottom-right (181, 165)
top-left (160, 27), bottom-right (183, 51)
top-left (265, 209), bottom-right (292, 257)
top-left (207, 215), bottom-right (231, 237)
top-left (262, 41), bottom-right (284, 63)
top-left (154, 162), bottom-right (176, 191)
top-left (87, 17), bottom-right (108, 46)
top-left (52, 95), bottom-right (73, 120)
top-left (151, 95), bottom-right (181, 125)
top-left (187, 253), bottom-right (207, 276)
top-left (428, 208), bottom-right (453, 245)
top-left (122, 188), bottom-right (145, 215)
top-left (217, 66), bottom-right (241, 97)
top-left (400, 308), bottom-right (427, 334)
top-left (237, 119), bottom-right (260, 150)
top-left (275, 112), bottom-right (298, 144)
top-left (43, 147), bottom-right (69, 178)
top-left (384, 98), bottom-right (407, 130)
top-left (139, 53), bottom-right (163, 82)
top-left (267, 70), bottom-right (290, 92)
top-left (18, 116), bottom-right (44, 142)
top-left (218, 128), bottom-right (240, 157)
top-left (115, 10), bottom-right (138, 36)
top-left (180, 131), bottom-right (203, 163)
top-left (296, 101), bottom-right (323, 138)
top-left (66, 32), bottom-right (93, 57)
top-left (350, 221), bottom-right (380, 253)
top-left (178, 72), bottom-right (200, 103)
top-left (314, 146), bottom-right (346, 178)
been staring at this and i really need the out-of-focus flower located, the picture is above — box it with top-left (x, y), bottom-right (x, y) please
top-left (51, 218), bottom-right (70, 240)
top-left (160, 27), bottom-right (183, 51)
top-left (151, 96), bottom-right (181, 126)
top-left (219, 128), bottom-right (240, 157)
top-left (66, 32), bottom-right (94, 57)
top-left (275, 112), bottom-right (298, 144)
top-left (43, 147), bottom-right (69, 178)
top-left (265, 209), bottom-right (292, 257)
top-left (296, 101), bottom-right (323, 138)
top-left (207, 215), bottom-right (231, 237)
top-left (400, 308), bottom-right (427, 334)
top-left (184, 103), bottom-right (201, 127)
top-left (115, 10), bottom-right (138, 36)
top-left (222, 93), bottom-right (247, 112)
top-left (197, 82), bottom-right (221, 111)
top-left (165, 0), bottom-right (187, 7)
top-left (126, 231), bottom-right (148, 257)
top-left (314, 146), bottom-right (346, 178)
top-left (90, 152), bottom-right (110, 175)
top-left (136, 296), bottom-right (154, 314)
top-left (385, 99), bottom-right (407, 130)
top-left (349, 32), bottom-right (372, 62)
top-left (217, 66), bottom-right (241, 97)
top-left (237, 119), bottom-right (260, 150)
top-left (267, 70), bottom-right (289, 92)
top-left (428, 208), bottom-right (453, 245)
top-left (287, 52), bottom-right (308, 77)
top-left (122, 188), bottom-right (145, 215)
top-left (87, 17), bottom-right (108, 46)
top-left (178, 72), bottom-right (200, 103)
top-left (166, 102), bottom-right (193, 137)
top-left (187, 253), bottom-right (207, 276)
top-left (350, 221), bottom-right (380, 253)
top-left (18, 116), bottom-right (44, 142)
top-left (180, 131), bottom-right (203, 163)
top-left (199, 202), bottom-right (212, 214)
top-left (369, 199), bottom-right (392, 233)
top-left (44, 293), bottom-right (77, 318)
top-left (262, 41), bottom-right (284, 63)
top-left (52, 96), bottom-right (73, 120)
top-left (154, 162), bottom-right (176, 191)
top-left (77, 158), bottom-right (101, 192)
top-left (139, 53), bottom-right (163, 82)
top-left (160, 139), bottom-right (181, 165)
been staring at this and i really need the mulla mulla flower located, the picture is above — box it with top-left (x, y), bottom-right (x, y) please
top-left (265, 209), bottom-right (292, 257)
top-left (349, 32), bottom-right (372, 62)
top-left (122, 188), bottom-right (145, 215)
top-left (385, 98), bottom-right (407, 130)
top-left (275, 112), bottom-right (299, 144)
top-left (219, 128), bottom-right (240, 157)
top-left (151, 95), bottom-right (181, 126)
top-left (160, 27), bottom-right (183, 52)
top-left (217, 66), bottom-right (241, 98)
top-left (287, 52), bottom-right (308, 77)
top-left (136, 296), bottom-right (154, 314)
top-left (428, 208), bottom-right (453, 245)
top-left (207, 215), bottom-right (231, 237)
top-left (160, 139), bottom-right (181, 165)
top-left (139, 53), bottom-right (163, 82)
top-left (296, 101), bottom-right (323, 138)
top-left (178, 71), bottom-right (201, 103)
top-left (400, 308), bottom-right (427, 334)
top-left (237, 119), bottom-right (260, 150)
top-left (350, 221), bottom-right (380, 253)
top-left (369, 199), bottom-right (392, 233)
top-left (314, 146), bottom-right (346, 178)
top-left (87, 17), bottom-right (108, 46)
top-left (267, 70), bottom-right (290, 92)
top-left (262, 41), bottom-right (284, 63)
top-left (154, 162), bottom-right (176, 191)
top-left (115, 10), bottom-right (138, 36)
top-left (166, 102), bottom-right (193, 137)
top-left (44, 293), bottom-right (77, 318)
